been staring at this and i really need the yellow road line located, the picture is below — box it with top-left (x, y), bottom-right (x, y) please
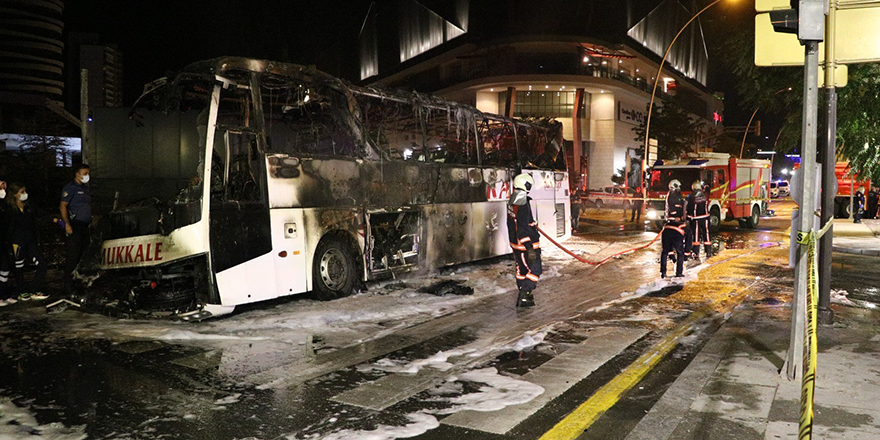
top-left (538, 312), bottom-right (703, 440)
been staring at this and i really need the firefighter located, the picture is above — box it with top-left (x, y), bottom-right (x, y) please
top-left (660, 179), bottom-right (687, 278)
top-left (687, 180), bottom-right (712, 259)
top-left (508, 173), bottom-right (542, 308)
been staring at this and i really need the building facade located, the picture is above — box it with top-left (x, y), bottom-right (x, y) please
top-left (358, 0), bottom-right (723, 189)
top-left (0, 0), bottom-right (65, 102)
top-left (66, 32), bottom-right (124, 110)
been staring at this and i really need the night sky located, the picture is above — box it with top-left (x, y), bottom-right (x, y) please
top-left (64, 0), bottom-right (374, 105)
top-left (63, 0), bottom-right (773, 134)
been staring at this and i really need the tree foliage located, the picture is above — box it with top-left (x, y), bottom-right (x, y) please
top-left (715, 26), bottom-right (880, 181)
top-left (633, 99), bottom-right (705, 160)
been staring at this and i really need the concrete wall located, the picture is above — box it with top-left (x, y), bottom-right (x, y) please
top-left (475, 91), bottom-right (499, 115)
top-left (588, 92), bottom-right (616, 188)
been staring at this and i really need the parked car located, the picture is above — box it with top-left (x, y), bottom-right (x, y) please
top-left (587, 185), bottom-right (634, 209)
top-left (769, 182), bottom-right (780, 198)
top-left (777, 180), bottom-right (790, 197)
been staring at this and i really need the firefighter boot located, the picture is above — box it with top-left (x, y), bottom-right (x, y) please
top-left (516, 289), bottom-right (535, 308)
top-left (522, 291), bottom-right (535, 307)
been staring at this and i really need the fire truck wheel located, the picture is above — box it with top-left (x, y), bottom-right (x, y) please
top-left (746, 206), bottom-right (760, 229)
top-left (709, 207), bottom-right (721, 233)
top-left (313, 235), bottom-right (357, 301)
top-left (594, 198), bottom-right (604, 209)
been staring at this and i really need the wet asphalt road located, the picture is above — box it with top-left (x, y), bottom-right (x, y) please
top-left (0, 200), bottom-right (872, 440)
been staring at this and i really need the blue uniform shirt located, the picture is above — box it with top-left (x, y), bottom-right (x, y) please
top-left (61, 181), bottom-right (92, 224)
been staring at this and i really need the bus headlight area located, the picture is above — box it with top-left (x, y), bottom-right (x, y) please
top-left (646, 209), bottom-right (659, 220)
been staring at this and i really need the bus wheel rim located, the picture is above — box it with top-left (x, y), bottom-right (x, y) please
top-left (320, 248), bottom-right (347, 291)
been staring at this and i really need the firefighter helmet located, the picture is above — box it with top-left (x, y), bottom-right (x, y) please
top-left (513, 173), bottom-right (535, 192)
top-left (692, 180), bottom-right (703, 191)
top-left (669, 179), bottom-right (681, 191)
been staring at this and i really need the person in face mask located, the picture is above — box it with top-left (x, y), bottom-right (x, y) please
top-left (60, 164), bottom-right (92, 295)
top-left (507, 173), bottom-right (542, 308)
top-left (7, 183), bottom-right (47, 301)
top-left (0, 180), bottom-right (15, 306)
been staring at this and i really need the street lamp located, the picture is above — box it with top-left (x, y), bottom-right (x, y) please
top-left (643, 0), bottom-right (735, 187)
top-left (739, 87), bottom-right (791, 158)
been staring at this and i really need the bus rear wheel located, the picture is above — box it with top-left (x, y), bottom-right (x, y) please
top-left (313, 235), bottom-right (357, 301)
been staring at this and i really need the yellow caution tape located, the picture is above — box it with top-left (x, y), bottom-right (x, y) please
top-left (799, 225), bottom-right (822, 440)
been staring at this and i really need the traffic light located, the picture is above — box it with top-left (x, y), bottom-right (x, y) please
top-left (756, 0), bottom-right (826, 41)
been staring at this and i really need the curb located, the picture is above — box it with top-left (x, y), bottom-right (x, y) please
top-left (832, 245), bottom-right (880, 256)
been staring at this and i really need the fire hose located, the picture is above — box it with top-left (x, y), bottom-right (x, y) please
top-left (536, 227), bottom-right (663, 267)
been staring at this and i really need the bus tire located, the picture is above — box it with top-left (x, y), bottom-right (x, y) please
top-left (594, 199), bottom-right (604, 209)
top-left (709, 206), bottom-right (722, 233)
top-left (312, 235), bottom-right (357, 301)
top-left (746, 205), bottom-right (760, 229)
top-left (654, 220), bottom-right (664, 230)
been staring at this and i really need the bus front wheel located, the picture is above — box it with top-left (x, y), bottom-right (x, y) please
top-left (313, 235), bottom-right (357, 301)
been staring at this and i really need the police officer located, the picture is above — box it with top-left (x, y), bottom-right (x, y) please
top-left (661, 179), bottom-right (687, 278)
top-left (686, 180), bottom-right (712, 259)
top-left (60, 164), bottom-right (92, 294)
top-left (854, 186), bottom-right (865, 224)
top-left (508, 173), bottom-right (542, 308)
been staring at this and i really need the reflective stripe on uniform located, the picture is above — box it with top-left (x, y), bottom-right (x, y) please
top-left (532, 242), bottom-right (541, 250)
top-left (510, 242), bottom-right (527, 251)
top-left (519, 236), bottom-right (531, 244)
top-left (664, 225), bottom-right (686, 235)
top-left (525, 273), bottom-right (540, 282)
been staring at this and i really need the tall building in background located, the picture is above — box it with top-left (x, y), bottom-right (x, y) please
top-left (66, 32), bottom-right (124, 110)
top-left (358, 0), bottom-right (724, 189)
top-left (0, 0), bottom-right (65, 103)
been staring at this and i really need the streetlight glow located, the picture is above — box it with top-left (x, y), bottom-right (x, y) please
top-left (643, 0), bottom-right (736, 190)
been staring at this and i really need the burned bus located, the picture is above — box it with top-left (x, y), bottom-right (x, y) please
top-left (80, 57), bottom-right (570, 319)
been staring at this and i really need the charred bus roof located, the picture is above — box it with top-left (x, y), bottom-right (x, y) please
top-left (148, 56), bottom-right (561, 133)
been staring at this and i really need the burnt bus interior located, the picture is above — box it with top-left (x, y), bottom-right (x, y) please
top-left (85, 58), bottom-right (565, 312)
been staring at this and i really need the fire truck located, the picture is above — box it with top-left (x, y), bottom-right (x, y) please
top-left (644, 153), bottom-right (771, 231)
top-left (834, 162), bottom-right (871, 218)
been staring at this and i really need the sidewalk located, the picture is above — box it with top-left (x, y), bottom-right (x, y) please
top-left (831, 219), bottom-right (880, 256)
top-left (625, 285), bottom-right (880, 439)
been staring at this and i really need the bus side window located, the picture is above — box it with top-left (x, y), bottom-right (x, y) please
top-left (479, 119), bottom-right (517, 168)
top-left (717, 170), bottom-right (726, 185)
top-left (356, 95), bottom-right (422, 161)
top-left (424, 108), bottom-right (479, 165)
top-left (262, 81), bottom-right (357, 158)
top-left (517, 124), bottom-right (553, 170)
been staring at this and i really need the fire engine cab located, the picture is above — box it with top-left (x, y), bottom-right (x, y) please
top-left (645, 153), bottom-right (771, 231)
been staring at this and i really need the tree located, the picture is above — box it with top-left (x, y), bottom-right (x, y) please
top-left (633, 99), bottom-right (706, 160)
top-left (713, 23), bottom-right (880, 181)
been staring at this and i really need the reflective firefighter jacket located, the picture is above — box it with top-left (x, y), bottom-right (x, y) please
top-left (686, 189), bottom-right (709, 220)
top-left (664, 192), bottom-right (687, 227)
top-left (507, 197), bottom-right (541, 251)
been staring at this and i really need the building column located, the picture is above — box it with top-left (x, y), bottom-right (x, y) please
top-left (504, 86), bottom-right (516, 118)
top-left (572, 88), bottom-right (585, 189)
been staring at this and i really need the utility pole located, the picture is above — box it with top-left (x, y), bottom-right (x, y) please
top-left (817, 4), bottom-right (836, 325)
top-left (80, 69), bottom-right (89, 164)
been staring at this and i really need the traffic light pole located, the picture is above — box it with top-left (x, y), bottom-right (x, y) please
top-left (786, 39), bottom-right (821, 381)
top-left (818, 4), bottom-right (836, 325)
